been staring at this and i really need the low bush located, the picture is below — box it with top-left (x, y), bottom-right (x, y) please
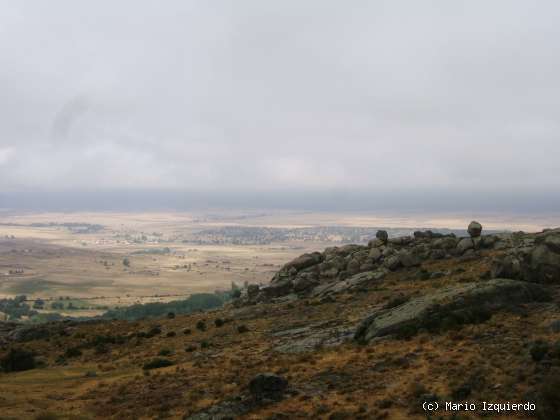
top-left (94, 343), bottom-right (109, 355)
top-left (158, 348), bottom-right (172, 356)
top-left (142, 358), bottom-right (173, 370)
top-left (537, 368), bottom-right (560, 419)
top-left (146, 326), bottom-right (162, 338)
top-left (0, 348), bottom-right (36, 372)
top-left (34, 412), bottom-right (59, 420)
top-left (64, 347), bottom-right (82, 358)
top-left (530, 340), bottom-right (550, 362)
top-left (237, 325), bottom-right (249, 333)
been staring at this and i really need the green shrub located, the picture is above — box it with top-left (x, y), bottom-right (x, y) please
top-left (158, 348), bottom-right (172, 356)
top-left (0, 348), bottom-right (36, 372)
top-left (142, 358), bottom-right (173, 370)
top-left (146, 326), bottom-right (162, 338)
top-left (531, 340), bottom-right (549, 362)
top-left (95, 343), bottom-right (109, 355)
top-left (64, 347), bottom-right (82, 358)
top-left (537, 368), bottom-right (560, 419)
top-left (102, 293), bottom-right (226, 321)
top-left (34, 412), bottom-right (59, 420)
top-left (237, 325), bottom-right (249, 333)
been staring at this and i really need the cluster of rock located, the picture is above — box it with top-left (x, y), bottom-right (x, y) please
top-left (354, 278), bottom-right (550, 343)
top-left (491, 228), bottom-right (560, 284)
top-left (243, 221), bottom-right (507, 303)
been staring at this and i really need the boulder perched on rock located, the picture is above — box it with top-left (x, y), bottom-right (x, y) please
top-left (249, 373), bottom-right (288, 400)
top-left (468, 221), bottom-right (483, 238)
top-left (354, 279), bottom-right (549, 343)
top-left (376, 230), bottom-right (389, 243)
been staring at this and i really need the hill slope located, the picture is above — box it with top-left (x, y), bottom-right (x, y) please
top-left (1, 223), bottom-right (560, 419)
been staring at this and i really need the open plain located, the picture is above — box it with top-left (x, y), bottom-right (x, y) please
top-left (1, 210), bottom-right (557, 318)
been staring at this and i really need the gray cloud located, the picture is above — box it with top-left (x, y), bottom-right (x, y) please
top-left (1, 1), bottom-right (560, 200)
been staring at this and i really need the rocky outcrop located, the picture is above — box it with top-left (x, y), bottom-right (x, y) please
top-left (354, 278), bottom-right (550, 343)
top-left (257, 229), bottom-right (462, 301)
top-left (491, 229), bottom-right (560, 284)
top-left (310, 269), bottom-right (387, 297)
top-left (240, 223), bottom-right (560, 304)
top-left (272, 322), bottom-right (353, 353)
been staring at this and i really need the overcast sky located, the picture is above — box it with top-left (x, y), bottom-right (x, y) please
top-left (1, 1), bottom-right (559, 205)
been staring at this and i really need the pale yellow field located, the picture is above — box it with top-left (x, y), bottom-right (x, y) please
top-left (0, 211), bottom-right (329, 315)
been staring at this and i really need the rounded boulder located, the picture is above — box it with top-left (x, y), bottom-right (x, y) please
top-left (468, 221), bottom-right (483, 238)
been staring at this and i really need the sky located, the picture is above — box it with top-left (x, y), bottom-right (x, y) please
top-left (1, 1), bottom-right (559, 211)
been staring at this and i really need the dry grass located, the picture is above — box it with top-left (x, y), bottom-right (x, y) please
top-left (0, 249), bottom-right (558, 419)
top-left (0, 211), bottom-right (331, 313)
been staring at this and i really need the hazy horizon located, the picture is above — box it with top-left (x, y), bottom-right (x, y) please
top-left (1, 188), bottom-right (560, 215)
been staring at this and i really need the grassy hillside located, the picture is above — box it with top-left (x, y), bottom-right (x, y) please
top-left (1, 228), bottom-right (559, 419)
